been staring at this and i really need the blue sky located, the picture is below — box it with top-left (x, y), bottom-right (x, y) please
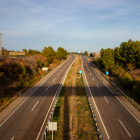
top-left (0, 0), bottom-right (140, 53)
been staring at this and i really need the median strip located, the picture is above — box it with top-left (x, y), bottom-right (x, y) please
top-left (46, 56), bottom-right (98, 140)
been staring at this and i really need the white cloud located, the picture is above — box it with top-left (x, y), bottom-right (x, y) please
top-left (1, 0), bottom-right (140, 52)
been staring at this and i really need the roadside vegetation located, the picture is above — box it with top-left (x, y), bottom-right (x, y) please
top-left (0, 46), bottom-right (68, 109)
top-left (46, 56), bottom-right (97, 140)
top-left (92, 39), bottom-right (140, 103)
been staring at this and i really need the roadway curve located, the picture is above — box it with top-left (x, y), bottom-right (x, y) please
top-left (0, 55), bottom-right (76, 140)
top-left (81, 55), bottom-right (140, 140)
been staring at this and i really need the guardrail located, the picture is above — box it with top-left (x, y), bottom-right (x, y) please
top-left (83, 78), bottom-right (103, 140)
top-left (90, 62), bottom-right (140, 111)
top-left (41, 57), bottom-right (76, 140)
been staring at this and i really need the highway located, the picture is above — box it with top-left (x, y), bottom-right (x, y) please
top-left (81, 55), bottom-right (140, 140)
top-left (0, 55), bottom-right (76, 140)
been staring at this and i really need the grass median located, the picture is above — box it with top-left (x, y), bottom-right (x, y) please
top-left (46, 56), bottom-right (98, 140)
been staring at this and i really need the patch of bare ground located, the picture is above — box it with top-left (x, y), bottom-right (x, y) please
top-left (131, 69), bottom-right (140, 77)
top-left (46, 56), bottom-right (98, 140)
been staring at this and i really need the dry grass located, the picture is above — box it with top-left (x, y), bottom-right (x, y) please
top-left (46, 56), bottom-right (98, 140)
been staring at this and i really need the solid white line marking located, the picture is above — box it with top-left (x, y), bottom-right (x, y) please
top-left (116, 96), bottom-right (140, 123)
top-left (31, 101), bottom-right (39, 111)
top-left (0, 57), bottom-right (71, 127)
top-left (104, 96), bottom-right (109, 104)
top-left (81, 57), bottom-right (110, 140)
top-left (97, 85), bottom-right (99, 88)
top-left (119, 120), bottom-right (131, 137)
top-left (53, 78), bottom-right (56, 81)
top-left (46, 87), bottom-right (49, 91)
top-left (11, 137), bottom-right (14, 140)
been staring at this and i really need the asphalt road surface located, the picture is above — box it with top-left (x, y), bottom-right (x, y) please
top-left (81, 55), bottom-right (140, 140)
top-left (0, 55), bottom-right (76, 140)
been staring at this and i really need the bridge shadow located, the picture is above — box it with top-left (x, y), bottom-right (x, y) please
top-left (0, 81), bottom-right (140, 140)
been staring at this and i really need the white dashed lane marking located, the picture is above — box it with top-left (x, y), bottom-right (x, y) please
top-left (31, 101), bottom-right (39, 112)
top-left (45, 87), bottom-right (49, 91)
top-left (119, 120), bottom-right (131, 137)
top-left (104, 96), bottom-right (109, 104)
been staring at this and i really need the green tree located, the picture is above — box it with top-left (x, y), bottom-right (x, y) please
top-left (2, 47), bottom-right (9, 56)
top-left (115, 39), bottom-right (140, 67)
top-left (28, 49), bottom-right (40, 55)
top-left (56, 47), bottom-right (68, 61)
top-left (44, 61), bottom-right (49, 67)
top-left (36, 59), bottom-right (43, 67)
top-left (84, 51), bottom-right (88, 56)
top-left (56, 51), bottom-right (62, 61)
top-left (42, 46), bottom-right (56, 63)
top-left (90, 53), bottom-right (94, 57)
top-left (98, 48), bottom-right (115, 71)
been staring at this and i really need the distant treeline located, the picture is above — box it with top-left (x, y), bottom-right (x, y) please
top-left (93, 39), bottom-right (140, 98)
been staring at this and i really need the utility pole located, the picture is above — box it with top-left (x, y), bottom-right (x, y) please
top-left (0, 33), bottom-right (4, 56)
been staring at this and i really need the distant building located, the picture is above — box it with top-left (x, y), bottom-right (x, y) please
top-left (93, 52), bottom-right (100, 58)
top-left (9, 51), bottom-right (25, 56)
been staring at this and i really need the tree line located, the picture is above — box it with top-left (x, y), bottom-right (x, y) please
top-left (0, 46), bottom-right (68, 105)
top-left (93, 39), bottom-right (140, 98)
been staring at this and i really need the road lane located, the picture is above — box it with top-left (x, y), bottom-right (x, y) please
top-left (0, 55), bottom-right (76, 140)
top-left (81, 55), bottom-right (140, 140)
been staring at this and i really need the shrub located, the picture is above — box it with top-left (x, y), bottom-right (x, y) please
top-left (133, 76), bottom-right (140, 98)
top-left (44, 61), bottom-right (49, 67)
top-left (121, 72), bottom-right (133, 89)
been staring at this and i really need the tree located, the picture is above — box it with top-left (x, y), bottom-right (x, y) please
top-left (23, 49), bottom-right (28, 55)
top-left (84, 51), bottom-right (88, 56)
top-left (90, 53), bottom-right (94, 57)
top-left (28, 49), bottom-right (40, 55)
top-left (56, 51), bottom-right (62, 61)
top-left (42, 46), bottom-right (56, 63)
top-left (114, 40), bottom-right (140, 67)
top-left (56, 47), bottom-right (68, 61)
top-left (98, 48), bottom-right (115, 71)
top-left (36, 59), bottom-right (43, 67)
top-left (2, 47), bottom-right (9, 56)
